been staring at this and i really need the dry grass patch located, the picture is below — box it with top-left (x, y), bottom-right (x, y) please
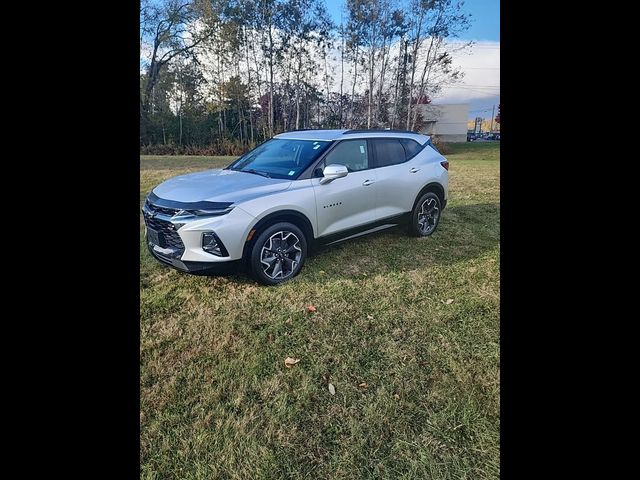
top-left (140, 142), bottom-right (500, 479)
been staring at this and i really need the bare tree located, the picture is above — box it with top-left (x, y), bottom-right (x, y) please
top-left (404, 0), bottom-right (428, 130)
top-left (140, 0), bottom-right (214, 116)
top-left (405, 0), bottom-right (469, 130)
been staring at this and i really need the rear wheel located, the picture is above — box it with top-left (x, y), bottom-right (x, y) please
top-left (409, 192), bottom-right (442, 236)
top-left (249, 222), bottom-right (307, 285)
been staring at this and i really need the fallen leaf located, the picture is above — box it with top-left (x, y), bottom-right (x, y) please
top-left (358, 382), bottom-right (368, 389)
top-left (285, 318), bottom-right (292, 324)
top-left (367, 315), bottom-right (374, 320)
top-left (267, 334), bottom-right (274, 342)
top-left (307, 305), bottom-right (317, 313)
top-left (445, 298), bottom-right (454, 305)
top-left (284, 357), bottom-right (300, 368)
top-left (319, 270), bottom-right (326, 275)
top-left (394, 394), bottom-right (400, 400)
top-left (328, 383), bottom-right (336, 395)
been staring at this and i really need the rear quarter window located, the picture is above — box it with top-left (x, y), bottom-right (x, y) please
top-left (399, 138), bottom-right (425, 160)
top-left (426, 138), bottom-right (441, 154)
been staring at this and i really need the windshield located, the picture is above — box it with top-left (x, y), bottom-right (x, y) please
top-left (227, 138), bottom-right (333, 179)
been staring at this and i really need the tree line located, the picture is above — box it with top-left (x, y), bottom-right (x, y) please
top-left (140, 0), bottom-right (471, 155)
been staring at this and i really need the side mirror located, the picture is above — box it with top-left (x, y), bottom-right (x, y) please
top-left (319, 164), bottom-right (348, 185)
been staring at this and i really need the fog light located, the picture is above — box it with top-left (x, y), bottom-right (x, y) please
top-left (202, 232), bottom-right (222, 256)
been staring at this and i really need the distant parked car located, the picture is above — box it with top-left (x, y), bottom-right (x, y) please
top-left (467, 132), bottom-right (477, 142)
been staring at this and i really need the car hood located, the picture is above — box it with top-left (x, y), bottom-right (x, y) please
top-left (152, 169), bottom-right (292, 204)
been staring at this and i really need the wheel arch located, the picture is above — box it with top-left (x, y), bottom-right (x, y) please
top-left (413, 182), bottom-right (446, 210)
top-left (242, 209), bottom-right (315, 261)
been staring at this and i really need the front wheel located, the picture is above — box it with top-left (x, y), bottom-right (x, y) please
top-left (409, 192), bottom-right (442, 236)
top-left (249, 222), bottom-right (307, 285)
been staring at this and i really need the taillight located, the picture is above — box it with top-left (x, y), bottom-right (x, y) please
top-left (440, 161), bottom-right (449, 171)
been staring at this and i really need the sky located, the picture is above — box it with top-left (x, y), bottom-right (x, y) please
top-left (324, 0), bottom-right (500, 120)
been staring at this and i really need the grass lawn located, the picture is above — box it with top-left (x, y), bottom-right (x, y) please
top-left (140, 142), bottom-right (500, 479)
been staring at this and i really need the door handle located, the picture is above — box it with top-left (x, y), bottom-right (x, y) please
top-left (410, 167), bottom-right (421, 173)
top-left (362, 179), bottom-right (375, 186)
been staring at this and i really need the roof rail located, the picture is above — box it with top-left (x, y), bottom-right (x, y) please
top-left (342, 128), bottom-right (419, 135)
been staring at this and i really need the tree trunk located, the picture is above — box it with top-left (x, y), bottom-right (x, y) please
top-left (411, 37), bottom-right (436, 131)
top-left (339, 23), bottom-right (345, 128)
top-left (295, 53), bottom-right (302, 129)
top-left (217, 55), bottom-right (224, 137)
top-left (142, 40), bottom-right (161, 115)
top-left (367, 48), bottom-right (374, 128)
top-left (401, 40), bottom-right (408, 119)
top-left (268, 25), bottom-right (275, 137)
top-left (244, 25), bottom-right (255, 146)
top-left (377, 30), bottom-right (391, 123)
top-left (350, 45), bottom-right (359, 128)
top-left (390, 37), bottom-right (404, 128)
top-left (251, 34), bottom-right (265, 141)
top-left (178, 64), bottom-right (183, 145)
top-left (324, 52), bottom-right (330, 127)
top-left (406, 12), bottom-right (424, 130)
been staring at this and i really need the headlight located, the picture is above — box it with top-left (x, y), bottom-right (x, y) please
top-left (189, 206), bottom-right (235, 217)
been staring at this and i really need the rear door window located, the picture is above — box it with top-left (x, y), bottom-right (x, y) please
top-left (372, 138), bottom-right (406, 168)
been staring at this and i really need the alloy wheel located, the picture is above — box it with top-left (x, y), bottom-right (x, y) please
top-left (260, 231), bottom-right (303, 280)
top-left (417, 198), bottom-right (440, 235)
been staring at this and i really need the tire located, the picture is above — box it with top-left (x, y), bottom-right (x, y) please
top-left (409, 192), bottom-right (442, 237)
top-left (249, 222), bottom-right (307, 285)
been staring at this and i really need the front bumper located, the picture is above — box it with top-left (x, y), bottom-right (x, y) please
top-left (147, 243), bottom-right (240, 274)
top-left (143, 201), bottom-right (256, 268)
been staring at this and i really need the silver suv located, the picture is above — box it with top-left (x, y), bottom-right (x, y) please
top-left (143, 129), bottom-right (449, 285)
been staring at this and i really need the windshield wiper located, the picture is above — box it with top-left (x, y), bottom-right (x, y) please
top-left (241, 168), bottom-right (271, 178)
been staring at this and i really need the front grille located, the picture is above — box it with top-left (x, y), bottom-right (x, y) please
top-left (143, 212), bottom-right (185, 252)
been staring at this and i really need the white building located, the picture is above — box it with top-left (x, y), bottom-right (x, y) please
top-left (416, 103), bottom-right (468, 142)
